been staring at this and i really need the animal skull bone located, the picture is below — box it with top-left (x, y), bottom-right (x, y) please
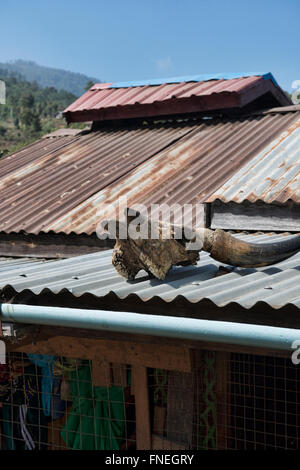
top-left (102, 208), bottom-right (300, 281)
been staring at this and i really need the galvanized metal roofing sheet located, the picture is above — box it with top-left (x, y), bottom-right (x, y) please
top-left (0, 233), bottom-right (299, 310)
top-left (208, 117), bottom-right (300, 204)
top-left (1, 111), bottom-right (299, 236)
top-left (0, 123), bottom-right (194, 234)
top-left (0, 257), bottom-right (52, 272)
top-left (63, 75), bottom-right (291, 123)
top-left (48, 112), bottom-right (300, 234)
top-left (67, 77), bottom-right (260, 111)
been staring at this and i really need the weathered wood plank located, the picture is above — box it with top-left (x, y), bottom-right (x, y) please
top-left (92, 360), bottom-right (112, 387)
top-left (0, 232), bottom-right (113, 259)
top-left (5, 326), bottom-right (293, 359)
top-left (211, 201), bottom-right (300, 232)
top-left (111, 363), bottom-right (128, 387)
top-left (9, 336), bottom-right (192, 372)
top-left (132, 365), bottom-right (151, 450)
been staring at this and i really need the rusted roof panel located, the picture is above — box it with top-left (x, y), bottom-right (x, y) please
top-left (208, 117), bottom-right (300, 204)
top-left (63, 75), bottom-right (291, 123)
top-left (0, 123), bottom-right (195, 234)
top-left (1, 111), bottom-right (299, 236)
top-left (49, 112), bottom-right (300, 234)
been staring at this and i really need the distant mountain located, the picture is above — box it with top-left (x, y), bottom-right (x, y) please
top-left (0, 60), bottom-right (101, 96)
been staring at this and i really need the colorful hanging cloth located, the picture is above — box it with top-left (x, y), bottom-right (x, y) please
top-left (61, 364), bottom-right (125, 450)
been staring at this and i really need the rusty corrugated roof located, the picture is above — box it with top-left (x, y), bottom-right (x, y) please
top-left (1, 110), bottom-right (299, 236)
top-left (63, 74), bottom-right (291, 123)
top-left (50, 112), bottom-right (300, 234)
top-left (208, 117), bottom-right (300, 204)
top-left (0, 123), bottom-right (195, 234)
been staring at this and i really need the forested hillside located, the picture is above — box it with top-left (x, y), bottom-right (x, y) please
top-left (0, 68), bottom-right (87, 157)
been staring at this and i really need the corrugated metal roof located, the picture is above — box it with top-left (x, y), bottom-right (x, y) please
top-left (1, 111), bottom-right (300, 235)
top-left (0, 233), bottom-right (299, 310)
top-left (63, 75), bottom-right (291, 123)
top-left (0, 257), bottom-right (52, 272)
top-left (0, 123), bottom-right (194, 234)
top-left (208, 117), bottom-right (300, 204)
top-left (41, 128), bottom-right (87, 138)
top-left (49, 112), bottom-right (300, 234)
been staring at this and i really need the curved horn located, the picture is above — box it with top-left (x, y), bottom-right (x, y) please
top-left (201, 229), bottom-right (300, 268)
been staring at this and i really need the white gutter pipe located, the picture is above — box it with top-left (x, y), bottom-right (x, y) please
top-left (1, 303), bottom-right (300, 352)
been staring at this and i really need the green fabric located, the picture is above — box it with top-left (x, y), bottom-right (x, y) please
top-left (61, 364), bottom-right (125, 450)
top-left (1, 405), bottom-right (16, 450)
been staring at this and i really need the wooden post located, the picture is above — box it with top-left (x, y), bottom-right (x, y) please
top-left (111, 363), bottom-right (127, 387)
top-left (132, 365), bottom-right (151, 450)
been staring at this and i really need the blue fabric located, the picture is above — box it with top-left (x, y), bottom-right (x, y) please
top-left (27, 354), bottom-right (54, 417)
top-left (109, 72), bottom-right (278, 89)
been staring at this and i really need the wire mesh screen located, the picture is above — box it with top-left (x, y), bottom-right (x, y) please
top-left (149, 351), bottom-right (300, 450)
top-left (0, 352), bottom-right (136, 450)
top-left (0, 350), bottom-right (299, 450)
top-left (229, 353), bottom-right (300, 450)
top-left (148, 351), bottom-right (219, 450)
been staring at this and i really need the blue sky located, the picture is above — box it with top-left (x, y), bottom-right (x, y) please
top-left (1, 0), bottom-right (299, 92)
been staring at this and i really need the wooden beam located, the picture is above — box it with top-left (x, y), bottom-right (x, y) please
top-left (0, 231), bottom-right (113, 259)
top-left (211, 201), bottom-right (300, 232)
top-left (92, 360), bottom-right (112, 387)
top-left (9, 336), bottom-right (191, 372)
top-left (5, 324), bottom-right (294, 360)
top-left (132, 365), bottom-right (151, 450)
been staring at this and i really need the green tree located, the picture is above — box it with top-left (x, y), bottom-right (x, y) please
top-left (30, 114), bottom-right (42, 133)
top-left (20, 108), bottom-right (34, 128)
top-left (20, 92), bottom-right (35, 109)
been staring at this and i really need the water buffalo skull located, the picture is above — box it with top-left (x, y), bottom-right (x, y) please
top-left (102, 208), bottom-right (300, 281)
